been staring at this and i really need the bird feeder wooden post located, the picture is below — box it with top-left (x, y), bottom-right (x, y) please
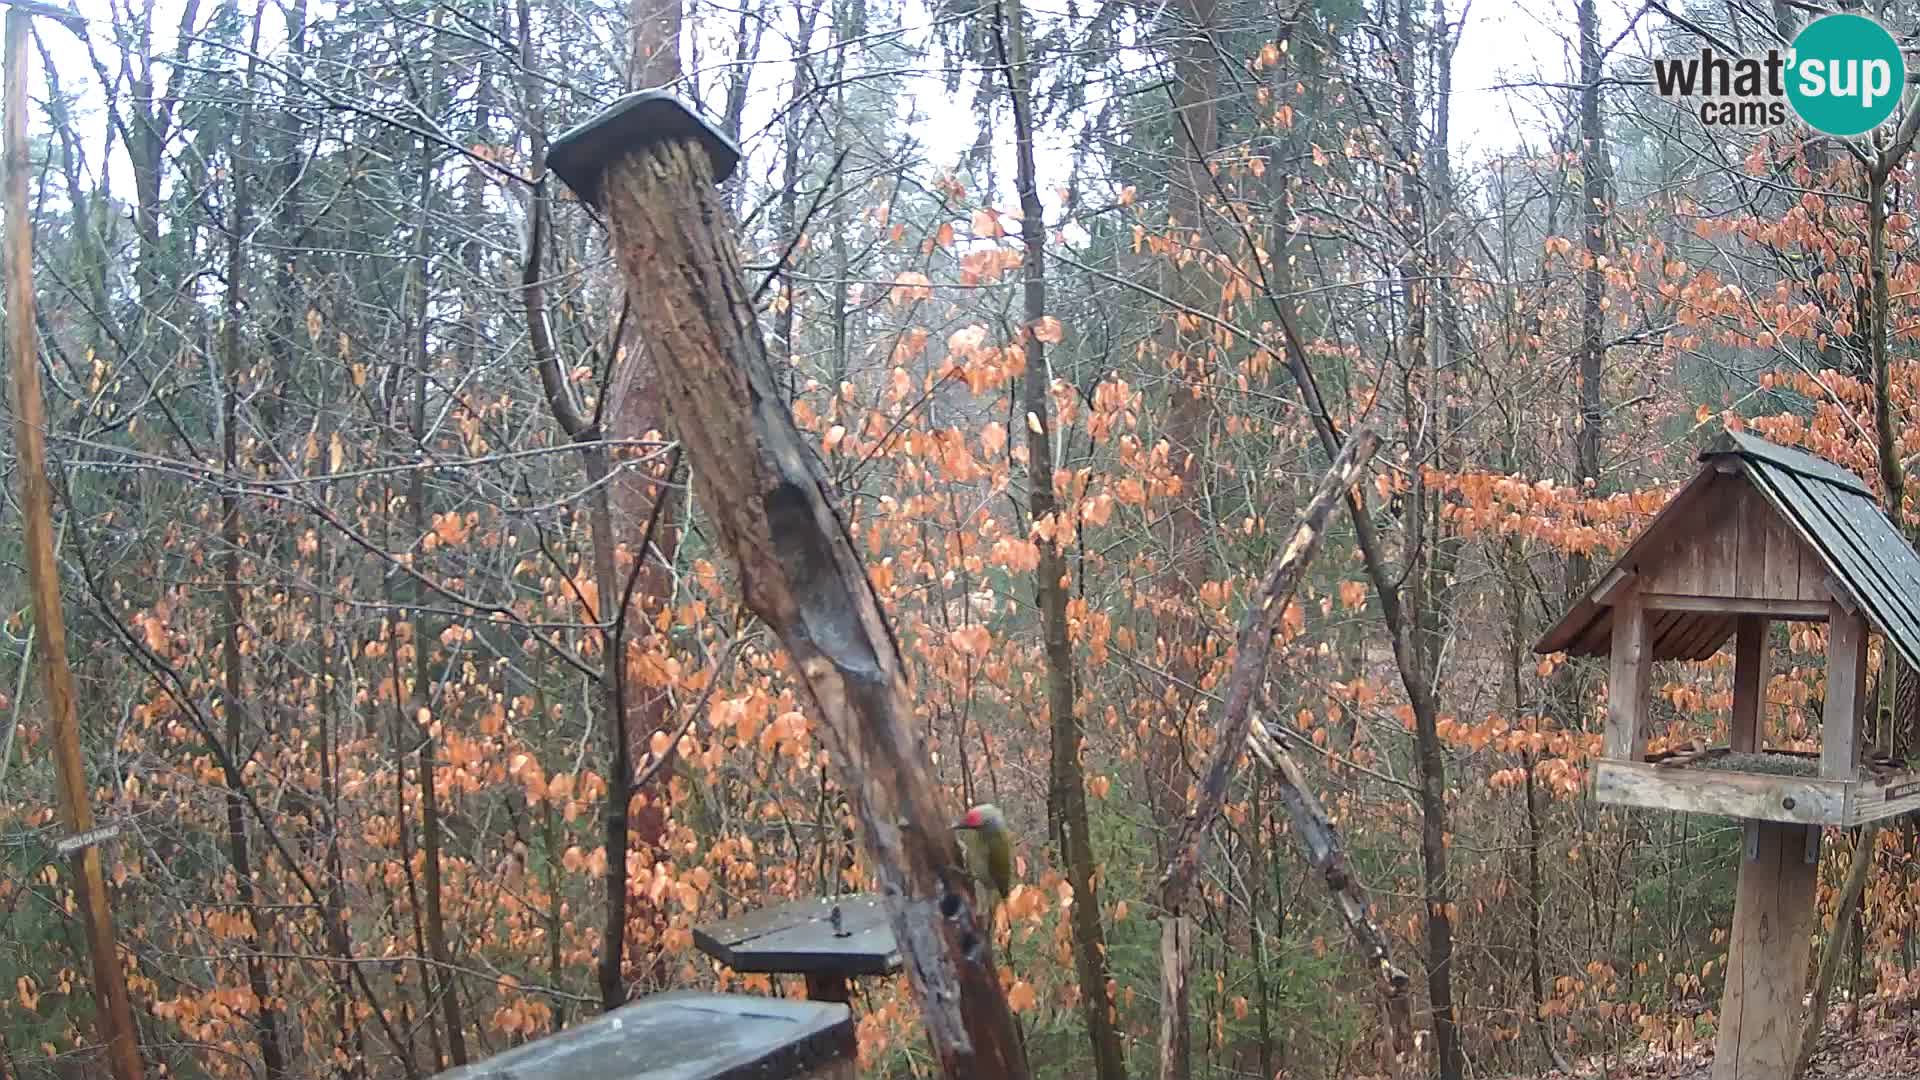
top-left (545, 92), bottom-right (1029, 1079)
top-left (1538, 432), bottom-right (1920, 1080)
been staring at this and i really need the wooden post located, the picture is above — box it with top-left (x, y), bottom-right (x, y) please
top-left (3, 9), bottom-right (143, 1080)
top-left (804, 973), bottom-right (851, 1004)
top-left (1731, 615), bottom-right (1767, 753)
top-left (1823, 603), bottom-right (1867, 779)
top-left (1713, 820), bottom-right (1820, 1080)
top-left (545, 93), bottom-right (1028, 1079)
top-left (1606, 591), bottom-right (1651, 761)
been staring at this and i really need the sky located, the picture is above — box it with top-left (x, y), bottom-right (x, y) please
top-left (26, 0), bottom-right (1641, 233)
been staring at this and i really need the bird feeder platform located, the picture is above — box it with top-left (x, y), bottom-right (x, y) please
top-left (693, 894), bottom-right (901, 1004)
top-left (1596, 746), bottom-right (1920, 827)
top-left (1538, 431), bottom-right (1920, 1080)
top-left (436, 991), bottom-right (854, 1080)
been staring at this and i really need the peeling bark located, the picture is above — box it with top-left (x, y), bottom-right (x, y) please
top-left (584, 137), bottom-right (1030, 1079)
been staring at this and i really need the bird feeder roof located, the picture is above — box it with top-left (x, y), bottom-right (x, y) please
top-left (1535, 430), bottom-right (1920, 672)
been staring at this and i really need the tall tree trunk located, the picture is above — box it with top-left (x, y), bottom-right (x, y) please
top-left (1394, 0), bottom-right (1461, 1073)
top-left (1152, 8), bottom-right (1220, 1069)
top-left (772, 0), bottom-right (823, 381)
top-left (409, 16), bottom-right (466, 1060)
top-left (572, 118), bottom-right (1033, 1077)
top-left (260, 0), bottom-right (307, 439)
top-left (996, 2), bottom-right (1127, 1076)
top-left (218, 39), bottom-right (286, 1076)
top-left (626, 0), bottom-right (680, 89)
top-left (523, 150), bottom-right (674, 1011)
top-left (312, 401), bottom-right (362, 1077)
top-left (1568, 0), bottom-right (1609, 595)
top-left (593, 0), bottom-right (690, 999)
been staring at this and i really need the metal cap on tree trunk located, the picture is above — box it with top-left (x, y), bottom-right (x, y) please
top-left (547, 90), bottom-right (740, 208)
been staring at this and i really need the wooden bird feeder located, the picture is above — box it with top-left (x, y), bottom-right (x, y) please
top-left (1537, 431), bottom-right (1920, 1078)
top-left (694, 895), bottom-right (902, 1004)
top-left (437, 992), bottom-right (855, 1080)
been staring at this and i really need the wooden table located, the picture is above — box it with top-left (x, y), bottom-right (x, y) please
top-left (693, 894), bottom-right (901, 1003)
top-left (436, 991), bottom-right (854, 1079)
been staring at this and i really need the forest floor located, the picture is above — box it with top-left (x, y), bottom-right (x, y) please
top-left (1527, 1001), bottom-right (1920, 1079)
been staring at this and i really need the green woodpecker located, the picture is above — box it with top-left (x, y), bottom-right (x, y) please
top-left (953, 803), bottom-right (1015, 908)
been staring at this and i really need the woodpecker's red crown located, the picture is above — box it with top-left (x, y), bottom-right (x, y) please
top-left (962, 807), bottom-right (985, 829)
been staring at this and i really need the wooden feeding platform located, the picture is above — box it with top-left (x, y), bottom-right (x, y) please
top-left (1599, 746), bottom-right (1920, 826)
top-left (1537, 431), bottom-right (1920, 1079)
top-left (693, 894), bottom-right (901, 1004)
top-left (437, 991), bottom-right (855, 1080)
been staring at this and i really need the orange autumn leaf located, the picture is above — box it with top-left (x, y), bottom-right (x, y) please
top-left (888, 271), bottom-right (933, 307)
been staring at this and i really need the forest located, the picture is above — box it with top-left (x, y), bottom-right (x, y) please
top-left (6, 0), bottom-right (1920, 1076)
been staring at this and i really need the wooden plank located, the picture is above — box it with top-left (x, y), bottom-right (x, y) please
top-left (1679, 615), bottom-right (1736, 661)
top-left (1537, 467), bottom-right (1724, 654)
top-left (1572, 610), bottom-right (1614, 656)
top-left (438, 992), bottom-right (857, 1080)
top-left (1649, 610), bottom-right (1699, 660)
top-left (1735, 483), bottom-right (1774, 601)
top-left (1758, 477), bottom-right (1807, 601)
top-left (1699, 485), bottom-right (1741, 596)
top-left (1643, 476), bottom-right (1740, 596)
top-left (1823, 604), bottom-right (1868, 780)
top-left (1639, 594), bottom-right (1830, 619)
top-left (1606, 593), bottom-right (1652, 761)
top-left (1712, 821), bottom-right (1820, 1080)
top-left (1753, 469), bottom-right (1847, 605)
top-left (1594, 566), bottom-right (1635, 605)
top-left (1661, 611), bottom-right (1730, 662)
top-left (1848, 771), bottom-right (1920, 824)
top-left (1591, 760), bottom-right (1847, 826)
top-left (1731, 616), bottom-right (1767, 753)
top-left (1824, 576), bottom-right (1859, 616)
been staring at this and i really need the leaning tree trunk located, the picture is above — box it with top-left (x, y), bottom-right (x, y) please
top-left (548, 97), bottom-right (1029, 1079)
top-left (1154, 430), bottom-right (1411, 1080)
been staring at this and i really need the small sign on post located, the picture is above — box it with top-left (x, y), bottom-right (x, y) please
top-left (56, 824), bottom-right (121, 856)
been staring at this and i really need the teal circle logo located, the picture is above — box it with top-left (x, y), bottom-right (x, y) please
top-left (1787, 14), bottom-right (1906, 136)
